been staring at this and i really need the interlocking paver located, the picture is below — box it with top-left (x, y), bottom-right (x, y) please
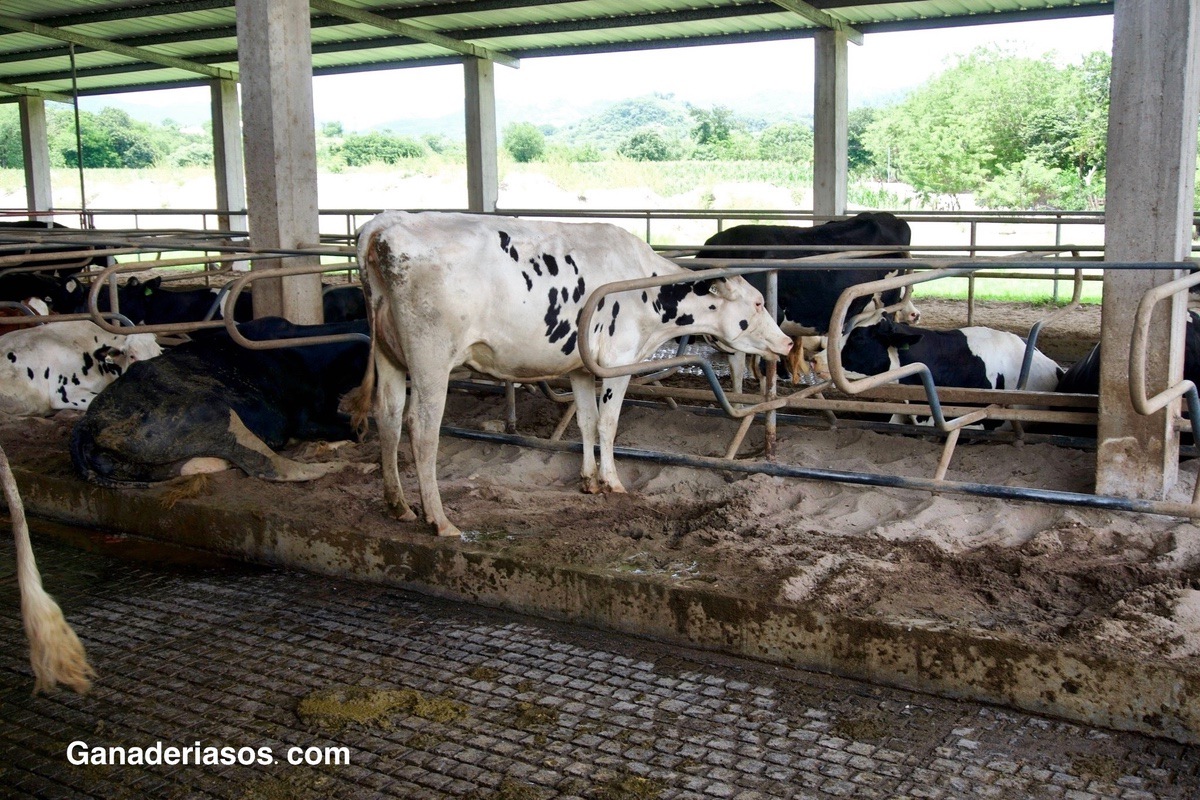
top-left (2, 531), bottom-right (1199, 799)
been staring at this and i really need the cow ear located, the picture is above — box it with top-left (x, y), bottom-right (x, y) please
top-left (693, 278), bottom-right (716, 296)
top-left (93, 344), bottom-right (117, 363)
top-left (892, 332), bottom-right (922, 350)
top-left (127, 276), bottom-right (141, 287)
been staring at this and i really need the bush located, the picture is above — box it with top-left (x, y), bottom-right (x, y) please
top-left (503, 122), bottom-right (545, 163)
top-left (617, 128), bottom-right (679, 162)
top-left (166, 142), bottom-right (213, 167)
top-left (758, 122), bottom-right (813, 163)
top-left (339, 131), bottom-right (426, 166)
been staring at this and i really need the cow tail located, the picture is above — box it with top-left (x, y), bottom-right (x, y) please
top-left (350, 231), bottom-right (380, 441)
top-left (0, 444), bottom-right (94, 694)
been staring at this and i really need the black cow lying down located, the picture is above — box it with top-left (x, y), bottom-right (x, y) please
top-left (70, 317), bottom-right (369, 486)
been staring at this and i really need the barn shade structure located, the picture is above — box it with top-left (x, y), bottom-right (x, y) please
top-left (0, 0), bottom-right (1195, 503)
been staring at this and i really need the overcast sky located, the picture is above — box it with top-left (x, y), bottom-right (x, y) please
top-left (98, 13), bottom-right (1115, 131)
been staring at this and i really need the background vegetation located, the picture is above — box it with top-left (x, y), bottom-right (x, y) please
top-left (2, 46), bottom-right (1196, 213)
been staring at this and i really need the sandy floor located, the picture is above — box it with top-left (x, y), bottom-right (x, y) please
top-left (3, 305), bottom-right (1198, 676)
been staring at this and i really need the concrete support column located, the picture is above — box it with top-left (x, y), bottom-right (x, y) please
top-left (210, 78), bottom-right (249, 264)
top-left (464, 58), bottom-right (498, 213)
top-left (235, 0), bottom-right (322, 323)
top-left (1096, 0), bottom-right (1200, 498)
top-left (19, 96), bottom-right (52, 219)
top-left (813, 29), bottom-right (848, 219)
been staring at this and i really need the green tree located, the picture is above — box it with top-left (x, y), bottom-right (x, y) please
top-left (339, 131), bottom-right (425, 165)
top-left (618, 128), bottom-right (678, 161)
top-left (0, 106), bottom-right (22, 169)
top-left (863, 46), bottom-right (1103, 207)
top-left (847, 107), bottom-right (878, 175)
top-left (503, 122), bottom-right (545, 162)
top-left (687, 104), bottom-right (740, 146)
top-left (757, 122), bottom-right (813, 163)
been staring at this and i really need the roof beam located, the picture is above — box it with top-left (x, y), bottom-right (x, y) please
top-left (0, 81), bottom-right (71, 103)
top-left (770, 1), bottom-right (863, 45)
top-left (309, 0), bottom-right (519, 68)
top-left (0, 13), bottom-right (238, 81)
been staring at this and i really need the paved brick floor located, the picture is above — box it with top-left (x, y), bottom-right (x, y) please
top-left (2, 526), bottom-right (1198, 799)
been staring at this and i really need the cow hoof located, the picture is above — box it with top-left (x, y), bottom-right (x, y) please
top-left (388, 503), bottom-right (417, 522)
top-left (601, 482), bottom-right (628, 495)
top-left (580, 476), bottom-right (602, 494)
top-left (434, 521), bottom-right (462, 538)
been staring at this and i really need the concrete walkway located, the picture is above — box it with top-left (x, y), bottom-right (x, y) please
top-left (2, 527), bottom-right (1198, 799)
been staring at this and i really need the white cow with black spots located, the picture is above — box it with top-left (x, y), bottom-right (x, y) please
top-left (352, 211), bottom-right (793, 537)
top-left (0, 320), bottom-right (161, 416)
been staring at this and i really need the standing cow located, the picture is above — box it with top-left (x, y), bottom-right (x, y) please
top-left (702, 212), bottom-right (918, 390)
top-left (702, 212), bottom-right (918, 334)
top-left (352, 211), bottom-right (792, 537)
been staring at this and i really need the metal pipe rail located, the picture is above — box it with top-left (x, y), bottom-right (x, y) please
top-left (575, 265), bottom-right (792, 422)
top-left (443, 426), bottom-right (1200, 520)
top-left (220, 262), bottom-right (370, 350)
top-left (1130, 269), bottom-right (1200, 505)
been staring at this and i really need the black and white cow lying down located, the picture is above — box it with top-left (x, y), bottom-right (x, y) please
top-left (70, 317), bottom-right (369, 486)
top-left (0, 320), bottom-right (161, 416)
top-left (351, 211), bottom-right (792, 537)
top-left (805, 318), bottom-right (1062, 419)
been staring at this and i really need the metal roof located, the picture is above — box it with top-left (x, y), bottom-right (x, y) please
top-left (0, 0), bottom-right (1114, 101)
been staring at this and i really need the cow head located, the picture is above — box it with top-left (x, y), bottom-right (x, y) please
top-left (91, 333), bottom-right (162, 377)
top-left (810, 319), bottom-right (922, 381)
top-left (699, 276), bottom-right (792, 359)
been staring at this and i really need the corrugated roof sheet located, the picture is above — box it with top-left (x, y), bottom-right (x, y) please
top-left (0, 0), bottom-right (1113, 100)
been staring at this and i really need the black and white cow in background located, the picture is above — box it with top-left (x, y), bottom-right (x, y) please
top-left (701, 211), bottom-right (919, 391)
top-left (0, 271), bottom-right (85, 314)
top-left (0, 320), bottom-right (162, 416)
top-left (351, 210), bottom-right (792, 537)
top-left (70, 317), bottom-right (370, 486)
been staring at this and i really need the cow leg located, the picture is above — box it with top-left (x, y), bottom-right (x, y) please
top-left (728, 352), bottom-right (747, 395)
top-left (568, 370), bottom-right (602, 493)
top-left (374, 353), bottom-right (416, 522)
top-left (406, 361), bottom-right (457, 537)
top-left (224, 411), bottom-right (349, 482)
top-left (595, 375), bottom-right (632, 494)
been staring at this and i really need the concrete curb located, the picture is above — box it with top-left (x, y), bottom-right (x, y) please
top-left (12, 465), bottom-right (1199, 744)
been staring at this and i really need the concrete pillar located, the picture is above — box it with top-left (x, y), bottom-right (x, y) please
top-left (210, 78), bottom-right (249, 267)
top-left (813, 29), bottom-right (848, 219)
top-left (464, 58), bottom-right (498, 213)
top-left (1096, 0), bottom-right (1200, 498)
top-left (18, 96), bottom-right (52, 219)
top-left (235, 0), bottom-right (322, 323)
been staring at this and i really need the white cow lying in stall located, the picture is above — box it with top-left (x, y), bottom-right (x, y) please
top-left (0, 320), bottom-right (161, 416)
top-left (352, 211), bottom-right (793, 537)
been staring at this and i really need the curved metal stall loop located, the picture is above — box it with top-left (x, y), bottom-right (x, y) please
top-left (1129, 268), bottom-right (1200, 506)
top-left (85, 259), bottom-right (251, 336)
top-left (220, 263), bottom-right (369, 350)
top-left (575, 265), bottom-right (793, 424)
top-left (84, 251), bottom-right (355, 338)
top-left (823, 262), bottom-right (1037, 481)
